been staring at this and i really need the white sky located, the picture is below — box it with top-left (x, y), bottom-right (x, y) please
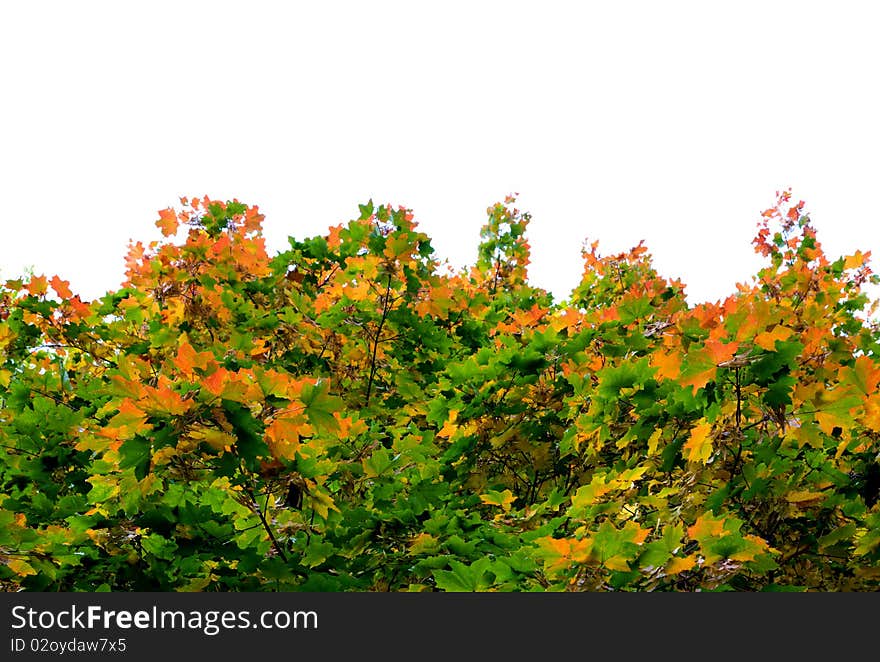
top-left (2, 1), bottom-right (879, 307)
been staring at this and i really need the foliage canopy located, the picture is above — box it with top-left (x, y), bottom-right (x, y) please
top-left (2, 190), bottom-right (879, 591)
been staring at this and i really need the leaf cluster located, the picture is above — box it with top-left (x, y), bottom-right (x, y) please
top-left (1, 190), bottom-right (879, 592)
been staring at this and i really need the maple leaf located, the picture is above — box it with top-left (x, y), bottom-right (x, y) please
top-left (704, 338), bottom-right (739, 365)
top-left (142, 381), bottom-right (191, 416)
top-left (300, 380), bottom-right (342, 431)
top-left (305, 482), bottom-right (340, 519)
top-left (190, 426), bottom-right (237, 453)
top-left (571, 474), bottom-right (619, 509)
top-left (651, 349), bottom-right (681, 381)
top-left (535, 537), bottom-right (592, 576)
top-left (156, 207), bottom-right (179, 236)
top-left (683, 420), bottom-right (713, 464)
top-left (479, 489), bottom-right (516, 512)
top-left (7, 559), bottom-right (37, 577)
top-left (408, 533), bottom-right (440, 555)
top-left (679, 365), bottom-right (716, 394)
top-left (843, 250), bottom-right (869, 271)
top-left (785, 490), bottom-right (826, 508)
top-left (174, 341), bottom-right (215, 377)
top-left (243, 205), bottom-right (265, 233)
top-left (754, 326), bottom-right (794, 351)
top-left (49, 275), bottom-right (73, 299)
top-left (265, 413), bottom-right (311, 461)
top-left (101, 398), bottom-right (152, 440)
top-left (687, 513), bottom-right (726, 542)
top-left (839, 355), bottom-right (880, 397)
top-left (25, 275), bottom-right (48, 297)
top-left (437, 410), bottom-right (459, 439)
top-left (665, 555), bottom-right (697, 576)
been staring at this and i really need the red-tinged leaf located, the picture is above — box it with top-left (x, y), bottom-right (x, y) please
top-left (202, 368), bottom-right (229, 397)
top-left (437, 410), bottom-right (459, 439)
top-left (109, 399), bottom-right (148, 427)
top-left (551, 306), bottom-right (582, 333)
top-left (683, 420), bottom-right (713, 464)
top-left (598, 306), bottom-right (620, 323)
top-left (535, 537), bottom-right (592, 575)
top-left (865, 395), bottom-right (880, 433)
top-left (156, 207), bottom-right (179, 236)
top-left (65, 295), bottom-right (92, 320)
top-left (49, 275), bottom-right (73, 299)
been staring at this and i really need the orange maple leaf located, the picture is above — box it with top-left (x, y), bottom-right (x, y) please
top-left (174, 341), bottom-right (215, 377)
top-left (142, 380), bottom-right (190, 416)
top-left (244, 206), bottom-right (265, 233)
top-left (265, 414), bottom-right (311, 461)
top-left (680, 366), bottom-right (716, 394)
top-left (49, 275), bottom-right (73, 299)
top-left (754, 326), bottom-right (794, 351)
top-left (704, 338), bottom-right (738, 365)
top-left (100, 399), bottom-right (151, 440)
top-left (651, 350), bottom-right (682, 381)
top-left (156, 208), bottom-right (179, 237)
top-left (687, 513), bottom-right (726, 540)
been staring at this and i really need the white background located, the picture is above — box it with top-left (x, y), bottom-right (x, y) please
top-left (2, 1), bottom-right (878, 306)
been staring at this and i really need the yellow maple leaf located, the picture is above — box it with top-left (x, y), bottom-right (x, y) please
top-left (190, 426), bottom-right (237, 453)
top-left (683, 420), bottom-right (713, 464)
top-left (408, 533), bottom-right (440, 556)
top-left (843, 250), bottom-right (869, 271)
top-left (7, 559), bottom-right (37, 577)
top-left (437, 410), bottom-right (459, 439)
top-left (754, 326), bottom-right (794, 351)
top-left (479, 489), bottom-right (516, 512)
top-left (665, 555), bottom-right (697, 576)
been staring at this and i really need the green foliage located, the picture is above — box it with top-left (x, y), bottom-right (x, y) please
top-left (1, 190), bottom-right (879, 592)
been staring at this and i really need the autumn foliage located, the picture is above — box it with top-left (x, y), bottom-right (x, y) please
top-left (2, 190), bottom-right (879, 591)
